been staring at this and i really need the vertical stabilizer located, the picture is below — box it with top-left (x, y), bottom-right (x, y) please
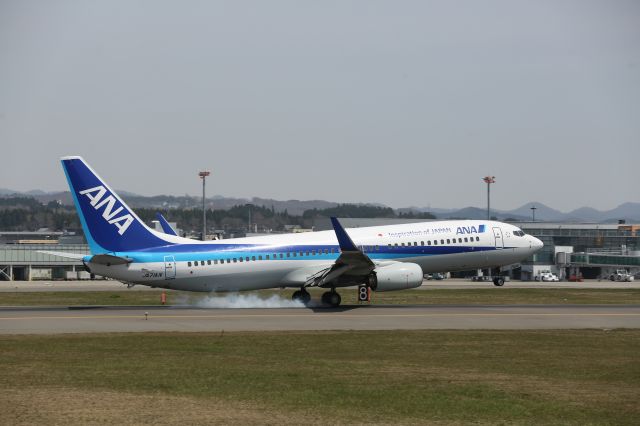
top-left (61, 156), bottom-right (174, 253)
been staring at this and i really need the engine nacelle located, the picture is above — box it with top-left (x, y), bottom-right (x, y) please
top-left (371, 262), bottom-right (423, 292)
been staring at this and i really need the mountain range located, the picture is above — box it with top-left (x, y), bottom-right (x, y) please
top-left (1, 188), bottom-right (639, 223)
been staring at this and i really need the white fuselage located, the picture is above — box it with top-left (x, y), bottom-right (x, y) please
top-left (87, 220), bottom-right (543, 292)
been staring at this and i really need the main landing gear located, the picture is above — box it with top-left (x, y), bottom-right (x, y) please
top-left (292, 289), bottom-right (311, 305)
top-left (291, 288), bottom-right (342, 307)
top-left (321, 290), bottom-right (341, 308)
top-left (493, 276), bottom-right (505, 286)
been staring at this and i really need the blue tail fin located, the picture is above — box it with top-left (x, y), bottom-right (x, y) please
top-left (61, 156), bottom-right (173, 253)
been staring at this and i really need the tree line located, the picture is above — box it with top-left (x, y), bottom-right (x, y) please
top-left (0, 197), bottom-right (435, 233)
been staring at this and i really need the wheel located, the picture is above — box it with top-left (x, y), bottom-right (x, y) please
top-left (292, 290), bottom-right (311, 305)
top-left (321, 291), bottom-right (341, 307)
top-left (493, 277), bottom-right (505, 286)
top-left (610, 276), bottom-right (615, 281)
top-left (367, 273), bottom-right (378, 291)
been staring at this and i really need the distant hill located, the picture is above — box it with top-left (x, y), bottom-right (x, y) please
top-left (1, 188), bottom-right (639, 222)
top-left (430, 202), bottom-right (640, 222)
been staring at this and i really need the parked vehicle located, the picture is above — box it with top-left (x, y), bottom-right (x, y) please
top-left (609, 269), bottom-right (635, 282)
top-left (471, 275), bottom-right (492, 282)
top-left (535, 270), bottom-right (559, 282)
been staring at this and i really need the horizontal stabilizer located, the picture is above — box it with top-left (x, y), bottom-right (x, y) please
top-left (38, 251), bottom-right (86, 260)
top-left (90, 254), bottom-right (132, 265)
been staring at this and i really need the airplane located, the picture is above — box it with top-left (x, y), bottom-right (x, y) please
top-left (45, 156), bottom-right (543, 307)
top-left (155, 212), bottom-right (178, 236)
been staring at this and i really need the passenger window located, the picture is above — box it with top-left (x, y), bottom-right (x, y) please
top-left (324, 249), bottom-right (328, 254)
top-left (330, 248), bottom-right (335, 254)
top-left (421, 241), bottom-right (424, 246)
top-left (266, 255), bottom-right (270, 260)
top-left (207, 260), bottom-right (211, 265)
top-left (292, 252), bottom-right (296, 257)
top-left (464, 237), bottom-right (468, 243)
top-left (476, 236), bottom-right (480, 241)
top-left (458, 238), bottom-right (462, 243)
top-left (188, 261), bottom-right (192, 267)
top-left (312, 250), bottom-right (316, 255)
top-left (447, 239), bottom-right (450, 244)
top-left (214, 259), bottom-right (218, 264)
top-left (252, 256), bottom-right (256, 261)
top-left (232, 258), bottom-right (237, 263)
top-left (428, 241), bottom-right (431, 246)
top-left (279, 253), bottom-right (283, 258)
top-left (441, 239), bottom-right (445, 245)
top-left (246, 257), bottom-right (249, 261)
top-left (239, 257), bottom-right (243, 262)
top-left (259, 256), bottom-right (263, 260)
top-left (375, 245), bottom-right (379, 251)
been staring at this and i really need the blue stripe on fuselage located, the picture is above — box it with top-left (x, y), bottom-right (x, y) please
top-left (110, 244), bottom-right (503, 263)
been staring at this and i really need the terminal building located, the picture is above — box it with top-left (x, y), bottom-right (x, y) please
top-left (517, 222), bottom-right (640, 280)
top-left (1, 219), bottom-right (639, 281)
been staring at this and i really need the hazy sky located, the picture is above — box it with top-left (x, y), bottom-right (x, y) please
top-left (1, 1), bottom-right (639, 211)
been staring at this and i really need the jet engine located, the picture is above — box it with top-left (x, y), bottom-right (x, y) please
top-left (370, 262), bottom-right (423, 291)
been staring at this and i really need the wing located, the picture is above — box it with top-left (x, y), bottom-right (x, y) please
top-left (307, 217), bottom-right (376, 288)
top-left (156, 212), bottom-right (178, 236)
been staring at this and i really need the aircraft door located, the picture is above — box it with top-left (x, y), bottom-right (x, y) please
top-left (493, 227), bottom-right (504, 249)
top-left (164, 255), bottom-right (176, 280)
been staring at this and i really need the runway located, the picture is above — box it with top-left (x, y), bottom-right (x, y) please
top-left (1, 304), bottom-right (639, 334)
top-left (2, 278), bottom-right (640, 292)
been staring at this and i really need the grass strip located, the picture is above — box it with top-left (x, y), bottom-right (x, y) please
top-left (1, 288), bottom-right (640, 306)
top-left (0, 330), bottom-right (638, 425)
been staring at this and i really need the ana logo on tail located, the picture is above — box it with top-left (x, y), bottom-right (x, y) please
top-left (79, 186), bottom-right (134, 235)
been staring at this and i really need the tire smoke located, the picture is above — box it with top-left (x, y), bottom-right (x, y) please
top-left (180, 293), bottom-right (305, 309)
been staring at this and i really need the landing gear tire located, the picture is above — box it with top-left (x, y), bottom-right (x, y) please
top-left (367, 273), bottom-right (378, 291)
top-left (321, 291), bottom-right (341, 307)
top-left (292, 289), bottom-right (311, 305)
top-left (493, 277), bottom-right (505, 287)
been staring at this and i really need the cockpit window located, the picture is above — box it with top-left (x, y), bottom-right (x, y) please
top-left (513, 230), bottom-right (525, 237)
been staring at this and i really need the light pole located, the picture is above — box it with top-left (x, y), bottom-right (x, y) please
top-left (199, 171), bottom-right (210, 241)
top-left (245, 203), bottom-right (254, 234)
top-left (530, 206), bottom-right (537, 222)
top-left (482, 176), bottom-right (495, 220)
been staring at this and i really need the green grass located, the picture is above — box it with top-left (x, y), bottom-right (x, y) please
top-left (1, 330), bottom-right (639, 424)
top-left (1, 288), bottom-right (640, 306)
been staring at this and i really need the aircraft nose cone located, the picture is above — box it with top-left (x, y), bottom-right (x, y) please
top-left (531, 236), bottom-right (543, 250)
